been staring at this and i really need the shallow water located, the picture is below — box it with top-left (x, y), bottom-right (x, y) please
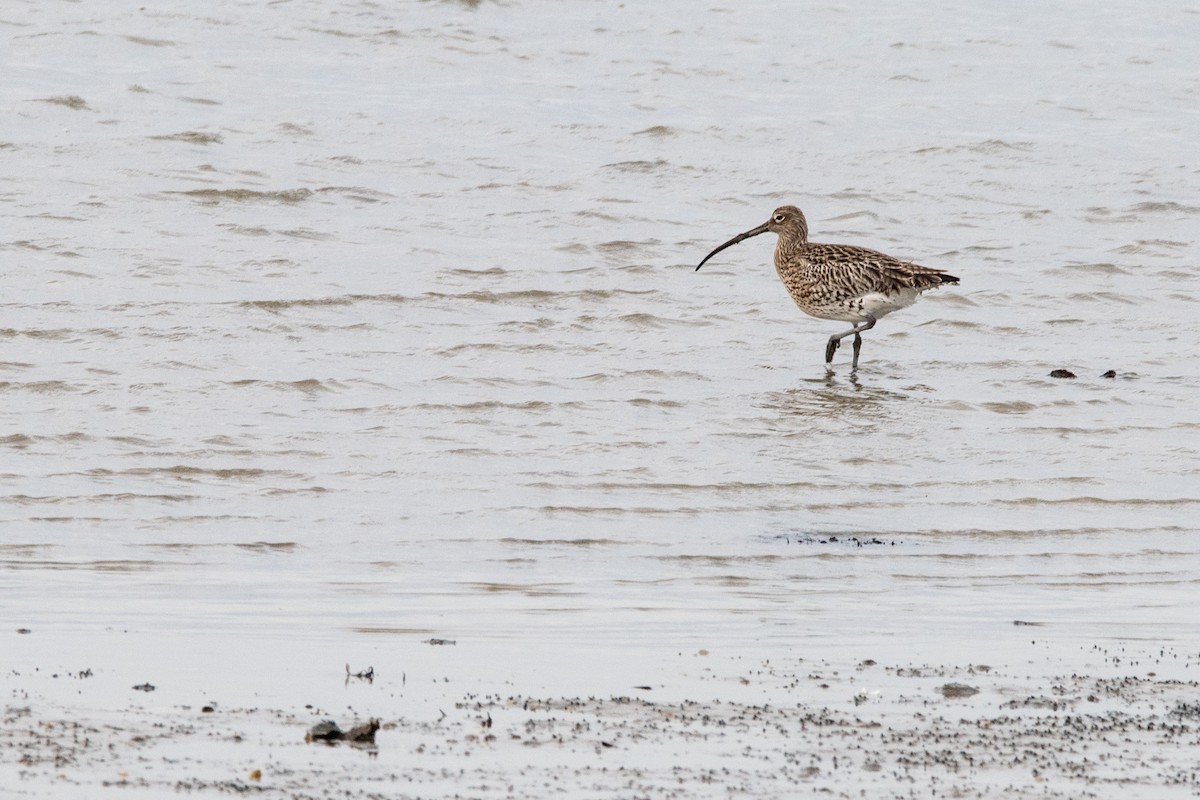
top-left (3, 0), bottom-right (1200, 794)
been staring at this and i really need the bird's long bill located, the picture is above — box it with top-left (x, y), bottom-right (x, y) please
top-left (695, 222), bottom-right (769, 271)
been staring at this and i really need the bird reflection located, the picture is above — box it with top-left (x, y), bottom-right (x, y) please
top-left (756, 372), bottom-right (910, 426)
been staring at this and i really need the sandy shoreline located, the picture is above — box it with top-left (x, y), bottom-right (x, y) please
top-left (6, 642), bottom-right (1198, 799)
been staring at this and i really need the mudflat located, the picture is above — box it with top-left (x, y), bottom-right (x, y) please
top-left (6, 640), bottom-right (1198, 798)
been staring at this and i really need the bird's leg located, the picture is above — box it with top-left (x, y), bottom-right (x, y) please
top-left (824, 335), bottom-right (840, 363)
top-left (824, 315), bottom-right (877, 367)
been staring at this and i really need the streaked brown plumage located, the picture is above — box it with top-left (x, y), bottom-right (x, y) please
top-left (696, 205), bottom-right (959, 370)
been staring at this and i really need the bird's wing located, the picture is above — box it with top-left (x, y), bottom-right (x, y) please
top-left (810, 243), bottom-right (953, 293)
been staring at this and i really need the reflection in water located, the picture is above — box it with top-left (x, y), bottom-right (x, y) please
top-left (756, 372), bottom-right (909, 428)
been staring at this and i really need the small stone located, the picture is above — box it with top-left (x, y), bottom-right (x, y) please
top-left (306, 720), bottom-right (344, 743)
top-left (1101, 369), bottom-right (1117, 378)
top-left (940, 682), bottom-right (979, 698)
top-left (345, 719), bottom-right (380, 744)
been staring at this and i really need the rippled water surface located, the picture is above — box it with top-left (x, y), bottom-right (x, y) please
top-left (4, 0), bottom-right (1199, 715)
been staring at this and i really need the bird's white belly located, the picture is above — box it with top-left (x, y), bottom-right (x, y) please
top-left (797, 289), bottom-right (921, 322)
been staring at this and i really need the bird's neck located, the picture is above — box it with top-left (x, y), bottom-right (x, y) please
top-left (776, 236), bottom-right (809, 260)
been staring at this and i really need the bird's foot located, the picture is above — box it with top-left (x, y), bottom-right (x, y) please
top-left (825, 337), bottom-right (839, 363)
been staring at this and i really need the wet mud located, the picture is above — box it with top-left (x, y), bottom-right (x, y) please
top-left (5, 648), bottom-right (1198, 799)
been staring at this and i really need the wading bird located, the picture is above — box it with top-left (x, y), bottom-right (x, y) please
top-left (696, 205), bottom-right (959, 369)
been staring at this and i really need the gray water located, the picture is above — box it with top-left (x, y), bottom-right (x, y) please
top-left (3, 0), bottom-right (1199, 692)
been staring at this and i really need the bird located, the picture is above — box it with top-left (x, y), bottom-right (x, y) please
top-left (695, 205), bottom-right (959, 370)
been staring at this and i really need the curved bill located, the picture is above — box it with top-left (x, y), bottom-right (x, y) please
top-left (695, 222), bottom-right (770, 271)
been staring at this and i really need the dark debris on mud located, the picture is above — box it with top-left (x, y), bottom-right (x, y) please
top-left (783, 534), bottom-right (899, 547)
top-left (4, 651), bottom-right (1200, 799)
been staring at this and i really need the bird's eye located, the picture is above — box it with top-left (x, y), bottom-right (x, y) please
top-left (773, 214), bottom-right (785, 223)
